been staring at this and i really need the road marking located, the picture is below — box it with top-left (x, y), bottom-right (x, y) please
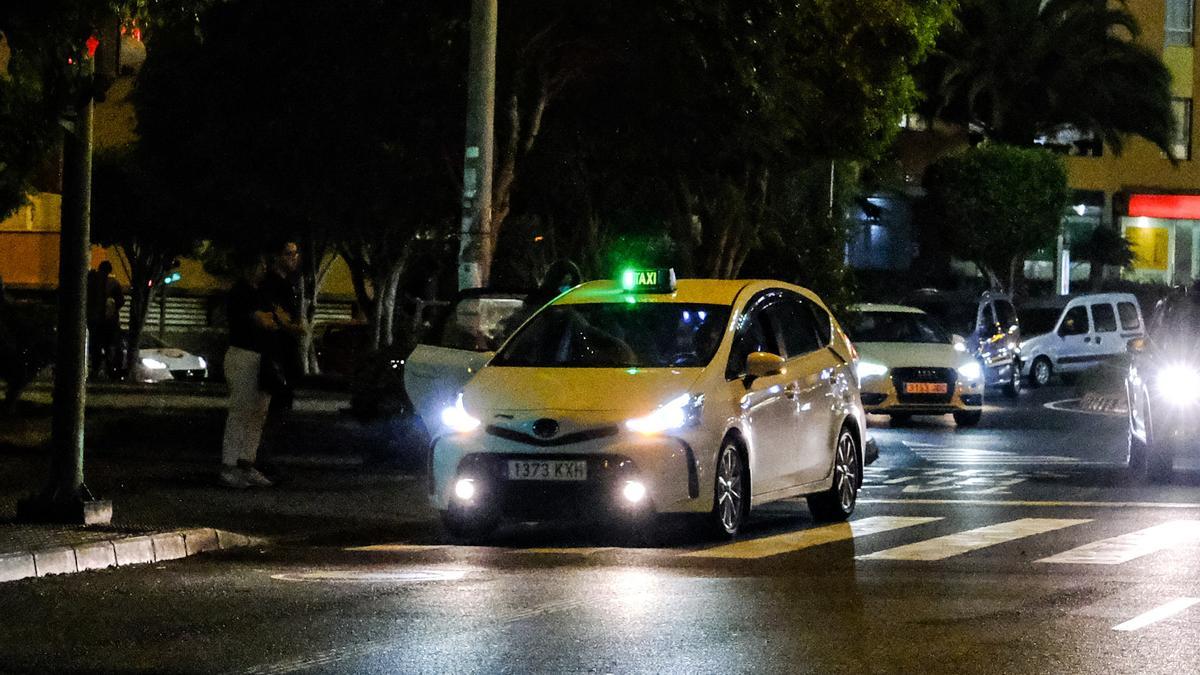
top-left (861, 498), bottom-right (1200, 509)
top-left (270, 569), bottom-right (468, 583)
top-left (1044, 398), bottom-right (1125, 417)
top-left (903, 442), bottom-right (1081, 465)
top-left (857, 518), bottom-right (1090, 561)
top-left (684, 516), bottom-right (941, 559)
top-left (1036, 520), bottom-right (1200, 565)
top-left (518, 547), bottom-right (613, 556)
top-left (1113, 597), bottom-right (1200, 632)
top-left (344, 544), bottom-right (447, 552)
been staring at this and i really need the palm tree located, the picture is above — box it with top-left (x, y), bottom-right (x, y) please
top-left (925, 0), bottom-right (1174, 155)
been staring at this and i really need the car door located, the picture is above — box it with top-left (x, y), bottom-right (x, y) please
top-left (764, 295), bottom-right (839, 487)
top-left (405, 295), bottom-right (529, 429)
top-left (1089, 301), bottom-right (1121, 361)
top-left (724, 295), bottom-right (795, 495)
top-left (1054, 304), bottom-right (1092, 373)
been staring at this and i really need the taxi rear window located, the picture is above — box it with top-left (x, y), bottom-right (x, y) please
top-left (492, 303), bottom-right (731, 368)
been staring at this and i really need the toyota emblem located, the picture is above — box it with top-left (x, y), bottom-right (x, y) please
top-left (532, 418), bottom-right (559, 439)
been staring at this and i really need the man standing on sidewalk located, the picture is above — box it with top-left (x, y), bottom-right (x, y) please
top-left (258, 241), bottom-right (305, 467)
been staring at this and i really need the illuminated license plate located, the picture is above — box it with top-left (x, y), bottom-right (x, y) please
top-left (905, 382), bottom-right (948, 395)
top-left (507, 460), bottom-right (588, 481)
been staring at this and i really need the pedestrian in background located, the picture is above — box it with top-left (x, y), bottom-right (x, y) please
top-left (258, 240), bottom-right (305, 470)
top-left (219, 251), bottom-right (281, 489)
top-left (86, 260), bottom-right (124, 378)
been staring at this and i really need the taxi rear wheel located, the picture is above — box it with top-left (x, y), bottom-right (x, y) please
top-left (807, 428), bottom-right (859, 522)
top-left (709, 440), bottom-right (749, 538)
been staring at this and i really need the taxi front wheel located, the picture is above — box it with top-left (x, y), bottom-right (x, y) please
top-left (708, 439), bottom-right (749, 538)
top-left (807, 428), bottom-right (859, 522)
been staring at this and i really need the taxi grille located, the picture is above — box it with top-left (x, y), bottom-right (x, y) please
top-left (892, 367), bottom-right (956, 404)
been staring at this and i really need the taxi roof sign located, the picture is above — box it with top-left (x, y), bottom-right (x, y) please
top-left (620, 268), bottom-right (676, 293)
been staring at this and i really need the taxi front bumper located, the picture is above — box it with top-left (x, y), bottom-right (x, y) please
top-left (859, 368), bottom-right (984, 415)
top-left (429, 426), bottom-right (708, 517)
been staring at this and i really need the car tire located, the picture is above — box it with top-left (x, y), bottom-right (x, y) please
top-left (1030, 357), bottom-right (1052, 388)
top-left (709, 438), bottom-right (750, 538)
top-left (953, 410), bottom-right (982, 427)
top-left (1003, 364), bottom-right (1021, 398)
top-left (807, 427), bottom-right (860, 522)
top-left (440, 505), bottom-right (498, 542)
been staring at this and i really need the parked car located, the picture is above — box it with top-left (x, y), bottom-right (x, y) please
top-left (1125, 288), bottom-right (1200, 482)
top-left (1018, 293), bottom-right (1145, 387)
top-left (904, 289), bottom-right (1022, 397)
top-left (128, 333), bottom-right (208, 383)
top-left (845, 303), bottom-right (985, 426)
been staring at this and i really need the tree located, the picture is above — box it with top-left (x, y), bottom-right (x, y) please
top-left (91, 146), bottom-right (200, 370)
top-left (925, 0), bottom-right (1174, 154)
top-left (921, 144), bottom-right (1070, 294)
top-left (1073, 224), bottom-right (1135, 290)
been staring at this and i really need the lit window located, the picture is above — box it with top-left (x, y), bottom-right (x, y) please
top-left (1171, 98), bottom-right (1192, 160)
top-left (1167, 0), bottom-right (1194, 46)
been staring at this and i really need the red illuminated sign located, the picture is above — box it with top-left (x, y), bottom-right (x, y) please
top-left (1127, 194), bottom-right (1200, 220)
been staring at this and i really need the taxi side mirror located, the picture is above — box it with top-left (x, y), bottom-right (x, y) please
top-left (1127, 337), bottom-right (1147, 354)
top-left (745, 351), bottom-right (785, 382)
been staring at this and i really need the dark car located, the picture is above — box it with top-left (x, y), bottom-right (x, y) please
top-left (904, 289), bottom-right (1022, 397)
top-left (1125, 288), bottom-right (1200, 482)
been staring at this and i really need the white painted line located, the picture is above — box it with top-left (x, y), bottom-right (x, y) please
top-left (1113, 597), bottom-right (1200, 632)
top-left (343, 544), bottom-right (447, 552)
top-left (860, 498), bottom-right (1200, 509)
top-left (1037, 520), bottom-right (1200, 565)
top-left (518, 547), bottom-right (613, 556)
top-left (1044, 398), bottom-right (1125, 417)
top-left (857, 518), bottom-right (1090, 561)
top-left (685, 516), bottom-right (942, 559)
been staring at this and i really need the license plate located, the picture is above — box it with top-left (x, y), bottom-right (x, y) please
top-left (507, 460), bottom-right (588, 481)
top-left (905, 382), bottom-right (948, 395)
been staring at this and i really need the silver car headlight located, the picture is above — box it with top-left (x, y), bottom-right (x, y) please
top-left (1157, 363), bottom-right (1200, 406)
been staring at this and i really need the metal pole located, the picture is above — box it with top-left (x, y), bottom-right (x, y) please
top-left (457, 0), bottom-right (497, 291)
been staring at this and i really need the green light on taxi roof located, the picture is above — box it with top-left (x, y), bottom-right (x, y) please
top-left (618, 267), bottom-right (676, 293)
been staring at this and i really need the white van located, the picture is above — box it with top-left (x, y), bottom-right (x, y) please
top-left (1017, 293), bottom-right (1145, 387)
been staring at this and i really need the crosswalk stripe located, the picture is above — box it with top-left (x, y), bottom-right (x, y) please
top-left (857, 518), bottom-right (1091, 561)
top-left (1113, 597), bottom-right (1200, 632)
top-left (682, 516), bottom-right (942, 559)
top-left (1036, 520), bottom-right (1200, 565)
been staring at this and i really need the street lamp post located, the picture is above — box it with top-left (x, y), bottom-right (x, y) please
top-left (458, 0), bottom-right (497, 291)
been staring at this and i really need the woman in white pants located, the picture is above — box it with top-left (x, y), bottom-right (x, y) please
top-left (220, 254), bottom-right (282, 488)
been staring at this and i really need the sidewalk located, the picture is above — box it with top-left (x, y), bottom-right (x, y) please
top-left (0, 384), bottom-right (432, 583)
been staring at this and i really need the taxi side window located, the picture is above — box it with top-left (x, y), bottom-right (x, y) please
top-left (1059, 305), bottom-right (1090, 336)
top-left (764, 299), bottom-right (821, 358)
top-left (726, 305), bottom-right (780, 380)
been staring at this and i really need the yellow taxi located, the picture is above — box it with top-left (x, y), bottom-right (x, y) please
top-left (415, 269), bottom-right (868, 540)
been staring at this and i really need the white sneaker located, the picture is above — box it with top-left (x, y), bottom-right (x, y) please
top-left (242, 466), bottom-right (275, 488)
top-left (218, 466), bottom-right (250, 489)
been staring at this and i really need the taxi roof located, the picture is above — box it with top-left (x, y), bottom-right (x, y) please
top-left (554, 279), bottom-right (758, 306)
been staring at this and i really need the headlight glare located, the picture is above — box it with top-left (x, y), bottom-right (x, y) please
top-left (141, 357), bottom-right (168, 370)
top-left (856, 360), bottom-right (888, 379)
top-left (441, 393), bottom-right (482, 433)
top-left (626, 394), bottom-right (698, 434)
top-left (957, 361), bottom-right (983, 381)
top-left (1157, 363), bottom-right (1200, 405)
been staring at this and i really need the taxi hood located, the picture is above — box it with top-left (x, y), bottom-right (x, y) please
top-left (856, 342), bottom-right (971, 370)
top-left (463, 366), bottom-right (703, 415)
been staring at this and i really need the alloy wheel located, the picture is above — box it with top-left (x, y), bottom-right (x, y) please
top-left (835, 432), bottom-right (859, 512)
top-left (716, 444), bottom-right (744, 533)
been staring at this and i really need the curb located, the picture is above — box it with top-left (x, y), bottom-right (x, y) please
top-left (0, 528), bottom-right (271, 584)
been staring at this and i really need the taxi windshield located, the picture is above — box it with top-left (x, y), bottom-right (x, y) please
top-left (845, 311), bottom-right (950, 344)
top-left (492, 302), bottom-right (731, 368)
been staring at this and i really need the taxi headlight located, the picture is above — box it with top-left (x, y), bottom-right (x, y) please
top-left (1156, 363), bottom-right (1200, 406)
top-left (957, 361), bottom-right (983, 381)
top-left (441, 393), bottom-right (482, 433)
top-left (626, 394), bottom-right (701, 434)
top-left (856, 360), bottom-right (888, 380)
top-left (141, 357), bottom-right (168, 371)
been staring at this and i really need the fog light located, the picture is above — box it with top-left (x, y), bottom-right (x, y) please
top-left (454, 478), bottom-right (476, 501)
top-left (622, 480), bottom-right (647, 504)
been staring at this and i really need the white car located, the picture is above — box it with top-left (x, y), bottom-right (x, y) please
top-left (408, 270), bottom-right (868, 540)
top-left (844, 303), bottom-right (985, 426)
top-left (129, 334), bottom-right (208, 383)
top-left (1019, 293), bottom-right (1145, 387)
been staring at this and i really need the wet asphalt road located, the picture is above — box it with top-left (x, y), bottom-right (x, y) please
top-left (2, 386), bottom-right (1198, 674)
